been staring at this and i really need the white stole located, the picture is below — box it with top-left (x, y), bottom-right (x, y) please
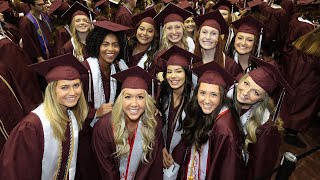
top-left (119, 121), bottom-right (143, 180)
top-left (240, 106), bottom-right (270, 135)
top-left (186, 36), bottom-right (195, 53)
top-left (71, 38), bottom-right (84, 62)
top-left (33, 104), bottom-right (79, 180)
top-left (137, 47), bottom-right (151, 69)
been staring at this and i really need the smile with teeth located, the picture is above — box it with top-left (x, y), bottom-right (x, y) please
top-left (129, 109), bottom-right (139, 114)
top-left (65, 96), bottom-right (77, 102)
top-left (203, 103), bottom-right (212, 109)
top-left (170, 80), bottom-right (180, 85)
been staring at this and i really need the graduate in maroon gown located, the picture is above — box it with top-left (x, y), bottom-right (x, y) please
top-left (0, 54), bottom-right (90, 180)
top-left (126, 8), bottom-right (159, 70)
top-left (114, 0), bottom-right (135, 29)
top-left (92, 66), bottom-right (164, 180)
top-left (157, 46), bottom-right (201, 180)
top-left (48, 0), bottom-right (71, 56)
top-left (60, 2), bottom-right (94, 61)
top-left (228, 15), bottom-right (271, 73)
top-left (280, 3), bottom-right (320, 148)
top-left (227, 57), bottom-right (295, 180)
top-left (152, 3), bottom-right (194, 79)
top-left (0, 30), bottom-right (42, 106)
top-left (193, 10), bottom-right (242, 77)
top-left (0, 63), bottom-right (31, 151)
top-left (19, 0), bottom-right (54, 63)
top-left (181, 61), bottom-right (244, 180)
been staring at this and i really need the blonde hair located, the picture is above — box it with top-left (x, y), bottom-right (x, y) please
top-left (293, 27), bottom-right (320, 57)
top-left (236, 74), bottom-right (283, 152)
top-left (70, 16), bottom-right (91, 61)
top-left (160, 22), bottom-right (189, 51)
top-left (112, 89), bottom-right (157, 163)
top-left (43, 81), bottom-right (88, 141)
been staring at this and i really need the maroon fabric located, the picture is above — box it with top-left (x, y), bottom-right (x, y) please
top-left (57, 122), bottom-right (71, 180)
top-left (115, 6), bottom-right (134, 28)
top-left (246, 119), bottom-right (281, 180)
top-left (180, 110), bottom-right (244, 180)
top-left (0, 38), bottom-right (42, 106)
top-left (0, 64), bottom-right (31, 151)
top-left (92, 112), bottom-right (164, 179)
top-left (60, 39), bottom-right (88, 59)
top-left (3, 22), bottom-right (21, 45)
top-left (225, 55), bottom-right (243, 78)
top-left (54, 27), bottom-right (71, 56)
top-left (259, 2), bottom-right (286, 49)
top-left (127, 50), bottom-right (146, 68)
top-left (0, 113), bottom-right (44, 179)
top-left (149, 49), bottom-right (167, 76)
top-left (19, 15), bottom-right (54, 62)
top-left (280, 17), bottom-right (320, 131)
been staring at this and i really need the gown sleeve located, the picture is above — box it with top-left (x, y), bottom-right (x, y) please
top-left (0, 113), bottom-right (43, 180)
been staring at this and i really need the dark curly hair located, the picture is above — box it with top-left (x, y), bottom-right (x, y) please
top-left (86, 26), bottom-right (126, 61)
top-left (158, 66), bottom-right (193, 131)
top-left (127, 21), bottom-right (160, 68)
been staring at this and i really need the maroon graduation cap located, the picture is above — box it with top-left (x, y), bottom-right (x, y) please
top-left (232, 15), bottom-right (270, 37)
top-left (132, 7), bottom-right (157, 27)
top-left (154, 3), bottom-right (192, 25)
top-left (61, 1), bottom-right (95, 21)
top-left (160, 45), bottom-right (202, 67)
top-left (193, 10), bottom-right (229, 35)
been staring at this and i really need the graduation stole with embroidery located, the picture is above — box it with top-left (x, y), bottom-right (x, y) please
top-left (26, 12), bottom-right (52, 58)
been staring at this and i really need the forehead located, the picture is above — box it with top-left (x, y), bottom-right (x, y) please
top-left (35, 0), bottom-right (45, 4)
top-left (236, 31), bottom-right (255, 38)
top-left (184, 17), bottom-right (194, 22)
top-left (123, 88), bottom-right (146, 94)
top-left (139, 22), bottom-right (155, 29)
top-left (167, 65), bottom-right (184, 70)
top-left (74, 15), bottom-right (89, 20)
top-left (198, 82), bottom-right (220, 92)
top-left (200, 25), bottom-right (219, 32)
top-left (57, 79), bottom-right (81, 85)
top-left (165, 21), bottom-right (183, 26)
top-left (103, 33), bottom-right (119, 42)
top-left (243, 76), bottom-right (265, 92)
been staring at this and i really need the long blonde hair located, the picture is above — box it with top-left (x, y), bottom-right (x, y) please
top-left (70, 16), bottom-right (91, 60)
top-left (112, 89), bottom-right (157, 163)
top-left (236, 74), bottom-right (283, 151)
top-left (293, 27), bottom-right (320, 57)
top-left (43, 81), bottom-right (88, 141)
top-left (160, 22), bottom-right (189, 51)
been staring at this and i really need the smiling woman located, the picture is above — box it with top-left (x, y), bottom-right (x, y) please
top-left (0, 54), bottom-right (90, 180)
top-left (92, 66), bottom-right (164, 179)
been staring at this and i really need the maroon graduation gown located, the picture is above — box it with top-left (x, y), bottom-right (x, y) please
top-left (0, 63), bottom-right (31, 151)
top-left (114, 6), bottom-right (134, 29)
top-left (3, 22), bottom-right (21, 45)
top-left (0, 37), bottom-right (42, 106)
top-left (60, 40), bottom-right (88, 60)
top-left (0, 113), bottom-right (43, 179)
top-left (246, 118), bottom-right (281, 180)
top-left (280, 17), bottom-right (320, 131)
top-left (54, 26), bottom-right (71, 56)
top-left (181, 109), bottom-right (244, 180)
top-left (127, 50), bottom-right (147, 68)
top-left (19, 15), bottom-right (54, 62)
top-left (92, 112), bottom-right (164, 180)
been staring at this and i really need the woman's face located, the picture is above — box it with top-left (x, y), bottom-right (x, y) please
top-left (197, 83), bottom-right (221, 114)
top-left (234, 32), bottom-right (255, 55)
top-left (166, 65), bottom-right (186, 92)
top-left (74, 15), bottom-right (90, 33)
top-left (99, 33), bottom-right (120, 64)
top-left (164, 21), bottom-right (184, 44)
top-left (184, 17), bottom-right (196, 33)
top-left (219, 9), bottom-right (230, 23)
top-left (122, 88), bottom-right (147, 122)
top-left (136, 22), bottom-right (155, 45)
top-left (236, 76), bottom-right (266, 107)
top-left (199, 26), bottom-right (220, 50)
top-left (56, 79), bottom-right (82, 110)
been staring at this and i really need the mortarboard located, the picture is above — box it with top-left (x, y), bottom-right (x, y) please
top-left (247, 0), bottom-right (263, 8)
top-left (176, 0), bottom-right (196, 15)
top-left (0, 1), bottom-right (9, 13)
top-left (248, 57), bottom-right (295, 95)
top-left (92, 21), bottom-right (131, 32)
top-left (232, 15), bottom-right (270, 37)
top-left (61, 2), bottom-right (96, 22)
top-left (154, 3), bottom-right (192, 25)
top-left (132, 7), bottom-right (157, 27)
top-left (112, 66), bottom-right (155, 91)
top-left (48, 0), bottom-right (69, 16)
top-left (192, 61), bottom-right (236, 89)
top-left (95, 0), bottom-right (108, 9)
top-left (193, 10), bottom-right (229, 35)
top-left (160, 45), bottom-right (202, 67)
top-left (28, 53), bottom-right (88, 83)
top-left (212, 0), bottom-right (239, 12)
